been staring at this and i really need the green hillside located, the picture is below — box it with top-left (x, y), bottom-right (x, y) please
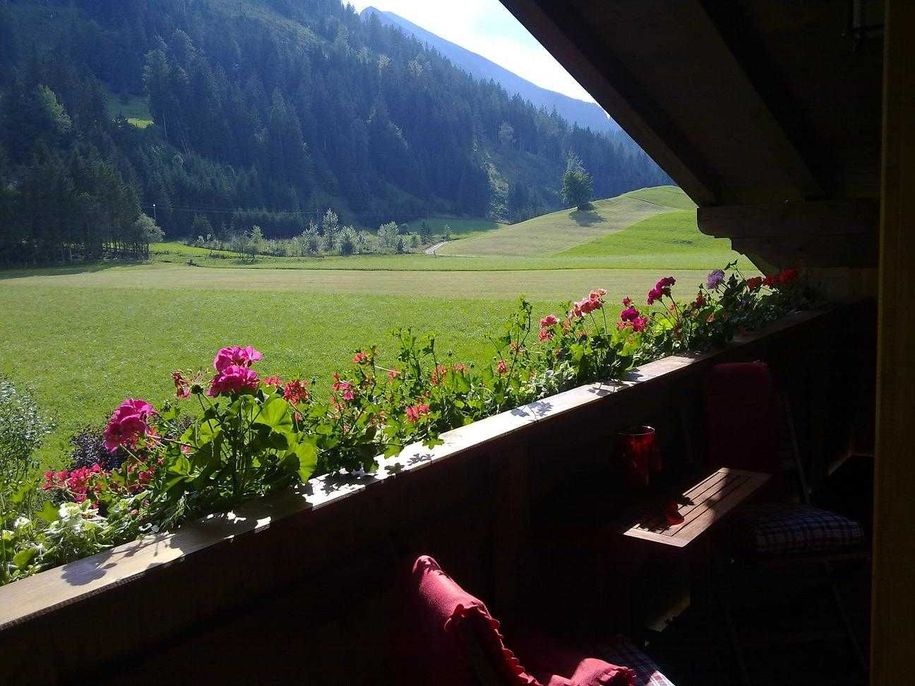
top-left (558, 208), bottom-right (739, 268)
top-left (437, 186), bottom-right (694, 257)
top-left (620, 185), bottom-right (697, 210)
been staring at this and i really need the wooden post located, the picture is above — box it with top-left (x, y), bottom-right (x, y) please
top-left (871, 1), bottom-right (915, 682)
top-left (489, 444), bottom-right (529, 612)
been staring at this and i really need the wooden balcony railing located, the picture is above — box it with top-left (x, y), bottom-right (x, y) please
top-left (0, 305), bottom-right (873, 685)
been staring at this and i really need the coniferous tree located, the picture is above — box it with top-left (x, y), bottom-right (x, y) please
top-left (561, 154), bottom-right (594, 211)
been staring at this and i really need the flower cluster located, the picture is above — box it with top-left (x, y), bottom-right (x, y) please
top-left (647, 276), bottom-right (676, 305)
top-left (764, 267), bottom-right (798, 287)
top-left (405, 403), bottom-right (430, 423)
top-left (538, 314), bottom-right (559, 341)
top-left (103, 399), bottom-right (154, 453)
top-left (569, 289), bottom-right (607, 318)
top-left (213, 345), bottom-right (262, 371)
top-left (618, 298), bottom-right (648, 332)
top-left (42, 464), bottom-right (103, 503)
top-left (208, 346), bottom-right (261, 396)
top-left (283, 379), bottom-right (310, 405)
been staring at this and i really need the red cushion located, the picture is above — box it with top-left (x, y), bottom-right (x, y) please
top-left (513, 633), bottom-right (637, 686)
top-left (705, 362), bottom-right (779, 473)
top-left (408, 556), bottom-right (636, 686)
top-left (410, 555), bottom-right (538, 685)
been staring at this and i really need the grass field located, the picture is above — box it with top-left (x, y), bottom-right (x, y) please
top-left (105, 93), bottom-right (154, 129)
top-left (0, 185), bottom-right (752, 468)
top-left (436, 186), bottom-right (696, 257)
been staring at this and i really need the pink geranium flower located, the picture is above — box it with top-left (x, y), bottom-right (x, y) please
top-left (283, 379), bottom-right (309, 405)
top-left (103, 399), bottom-right (155, 453)
top-left (496, 359), bottom-right (508, 375)
top-left (208, 365), bottom-right (260, 396)
top-left (620, 305), bottom-right (640, 322)
top-left (647, 277), bottom-right (676, 305)
top-left (332, 373), bottom-right (356, 402)
top-left (540, 314), bottom-right (559, 328)
top-left (406, 403), bottom-right (431, 423)
top-left (213, 346), bottom-right (262, 372)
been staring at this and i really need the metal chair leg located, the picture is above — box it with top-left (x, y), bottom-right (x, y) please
top-left (715, 558), bottom-right (753, 686)
top-left (824, 562), bottom-right (868, 674)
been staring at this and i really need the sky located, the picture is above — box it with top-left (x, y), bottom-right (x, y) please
top-left (344, 0), bottom-right (596, 103)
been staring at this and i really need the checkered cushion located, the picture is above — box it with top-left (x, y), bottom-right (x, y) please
top-left (595, 637), bottom-right (676, 686)
top-left (733, 503), bottom-right (864, 557)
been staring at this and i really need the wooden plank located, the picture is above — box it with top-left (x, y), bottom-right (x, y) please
top-left (623, 468), bottom-right (770, 547)
top-left (698, 199), bottom-right (879, 238)
top-left (871, 0), bottom-right (915, 682)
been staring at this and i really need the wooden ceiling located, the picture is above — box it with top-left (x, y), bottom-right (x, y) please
top-left (499, 0), bottom-right (885, 268)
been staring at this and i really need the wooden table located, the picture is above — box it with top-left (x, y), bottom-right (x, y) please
top-left (607, 468), bottom-right (771, 640)
top-left (622, 467), bottom-right (771, 548)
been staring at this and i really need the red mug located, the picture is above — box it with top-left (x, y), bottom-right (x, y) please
top-left (617, 425), bottom-right (662, 488)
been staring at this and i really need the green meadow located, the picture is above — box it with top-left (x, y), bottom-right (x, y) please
top-left (0, 186), bottom-right (752, 467)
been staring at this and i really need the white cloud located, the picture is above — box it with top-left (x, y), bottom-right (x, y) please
top-left (344, 0), bottom-right (596, 103)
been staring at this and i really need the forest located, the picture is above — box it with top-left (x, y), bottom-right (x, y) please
top-left (0, 0), bottom-right (669, 265)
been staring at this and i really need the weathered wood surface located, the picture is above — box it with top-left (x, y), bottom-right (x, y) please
top-left (698, 200), bottom-right (879, 239)
top-left (622, 468), bottom-right (770, 547)
top-left (871, 1), bottom-right (915, 683)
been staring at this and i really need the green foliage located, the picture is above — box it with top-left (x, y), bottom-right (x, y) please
top-left (377, 221), bottom-right (400, 253)
top-left (561, 154), bottom-right (594, 211)
top-left (0, 379), bottom-right (53, 584)
top-left (135, 214), bottom-right (165, 244)
top-left (0, 379), bottom-right (52, 518)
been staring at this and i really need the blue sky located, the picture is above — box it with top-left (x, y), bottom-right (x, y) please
top-left (344, 0), bottom-right (596, 103)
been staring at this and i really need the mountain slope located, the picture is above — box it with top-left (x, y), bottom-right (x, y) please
top-left (360, 7), bottom-right (618, 137)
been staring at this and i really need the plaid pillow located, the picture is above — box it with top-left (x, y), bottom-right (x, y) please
top-left (595, 637), bottom-right (676, 686)
top-left (734, 503), bottom-right (864, 556)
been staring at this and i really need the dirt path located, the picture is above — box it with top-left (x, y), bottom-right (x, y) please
top-left (424, 241), bottom-right (448, 255)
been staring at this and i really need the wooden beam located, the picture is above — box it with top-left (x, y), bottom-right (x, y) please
top-left (498, 0), bottom-right (720, 204)
top-left (698, 200), bottom-right (878, 238)
top-left (871, 0), bottom-right (915, 682)
top-left (697, 1), bottom-right (840, 195)
top-left (698, 199), bottom-right (879, 269)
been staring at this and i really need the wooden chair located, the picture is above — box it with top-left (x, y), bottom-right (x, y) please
top-left (704, 362), bottom-right (868, 684)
